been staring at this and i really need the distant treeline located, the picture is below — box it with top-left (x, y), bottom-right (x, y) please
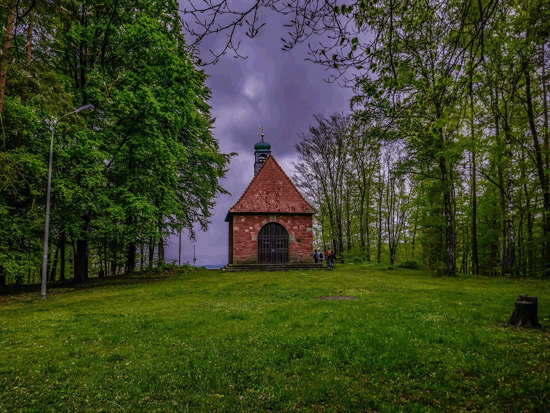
top-left (294, 101), bottom-right (548, 277)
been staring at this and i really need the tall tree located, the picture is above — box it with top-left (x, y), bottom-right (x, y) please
top-left (294, 113), bottom-right (352, 260)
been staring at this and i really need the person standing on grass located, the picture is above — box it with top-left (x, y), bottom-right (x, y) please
top-left (318, 250), bottom-right (324, 264)
top-left (313, 250), bottom-right (319, 263)
top-left (325, 248), bottom-right (331, 268)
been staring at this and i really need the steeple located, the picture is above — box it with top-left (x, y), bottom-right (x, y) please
top-left (254, 125), bottom-right (271, 175)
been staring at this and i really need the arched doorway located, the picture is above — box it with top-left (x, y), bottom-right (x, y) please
top-left (258, 223), bottom-right (289, 263)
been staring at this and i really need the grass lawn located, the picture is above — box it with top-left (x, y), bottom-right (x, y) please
top-left (1, 265), bottom-right (549, 412)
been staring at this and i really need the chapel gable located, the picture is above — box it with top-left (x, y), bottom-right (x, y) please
top-left (227, 155), bottom-right (315, 216)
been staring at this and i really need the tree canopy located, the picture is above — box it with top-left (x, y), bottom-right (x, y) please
top-left (0, 0), bottom-right (234, 284)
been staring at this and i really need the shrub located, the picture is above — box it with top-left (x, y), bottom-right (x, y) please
top-left (352, 256), bottom-right (364, 265)
top-left (398, 260), bottom-right (421, 270)
top-left (433, 263), bottom-right (447, 276)
top-left (177, 264), bottom-right (197, 275)
top-left (157, 262), bottom-right (179, 271)
top-left (342, 251), bottom-right (364, 265)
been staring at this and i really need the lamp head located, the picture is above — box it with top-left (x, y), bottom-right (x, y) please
top-left (75, 104), bottom-right (95, 114)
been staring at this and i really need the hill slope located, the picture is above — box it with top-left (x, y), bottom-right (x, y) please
top-left (1, 265), bottom-right (549, 412)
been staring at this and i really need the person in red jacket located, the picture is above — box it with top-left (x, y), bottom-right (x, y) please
top-left (325, 248), bottom-right (333, 268)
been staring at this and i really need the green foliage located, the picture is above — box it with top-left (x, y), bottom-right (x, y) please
top-left (398, 260), bottom-right (421, 270)
top-left (416, 179), bottom-right (446, 270)
top-left (0, 0), bottom-right (233, 282)
top-left (342, 251), bottom-right (364, 265)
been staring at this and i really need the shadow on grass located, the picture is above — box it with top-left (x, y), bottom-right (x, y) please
top-left (0, 267), bottom-right (204, 303)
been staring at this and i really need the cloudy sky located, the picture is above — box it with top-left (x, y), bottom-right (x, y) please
top-left (167, 3), bottom-right (355, 266)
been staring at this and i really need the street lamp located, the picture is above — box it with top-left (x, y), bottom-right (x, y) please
top-left (41, 104), bottom-right (95, 299)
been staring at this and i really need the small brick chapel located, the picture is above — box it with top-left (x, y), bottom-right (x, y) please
top-left (225, 129), bottom-right (316, 264)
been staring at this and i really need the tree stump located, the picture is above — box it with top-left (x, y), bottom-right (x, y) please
top-left (506, 295), bottom-right (541, 328)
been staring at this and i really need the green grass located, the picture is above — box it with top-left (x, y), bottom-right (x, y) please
top-left (1, 265), bottom-right (549, 412)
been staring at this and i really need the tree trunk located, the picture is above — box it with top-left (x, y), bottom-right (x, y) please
top-left (444, 192), bottom-right (455, 276)
top-left (126, 241), bottom-right (136, 273)
top-left (506, 295), bottom-right (541, 328)
top-left (461, 222), bottom-right (468, 273)
top-left (440, 156), bottom-right (455, 276)
top-left (469, 71), bottom-right (479, 275)
top-left (20, 7), bottom-right (33, 104)
top-left (498, 175), bottom-right (507, 275)
top-left (59, 231), bottom-right (66, 281)
top-left (337, 218), bottom-right (344, 263)
top-left (49, 247), bottom-right (59, 282)
top-left (359, 205), bottom-right (365, 261)
top-left (451, 168), bottom-right (458, 267)
top-left (112, 251), bottom-right (117, 276)
top-left (517, 215), bottom-right (525, 277)
top-left (542, 44), bottom-right (549, 172)
top-left (125, 144), bottom-right (136, 273)
top-left (494, 90), bottom-right (509, 276)
top-left (140, 239), bottom-right (144, 270)
top-left (103, 237), bottom-right (108, 276)
top-left (507, 209), bottom-right (515, 276)
top-left (377, 172), bottom-right (382, 263)
top-left (158, 238), bottom-right (165, 265)
top-left (320, 216), bottom-right (326, 253)
top-left (366, 186), bottom-right (371, 262)
top-left (385, 173), bottom-right (393, 265)
top-left (0, 2), bottom-right (16, 117)
top-left (71, 235), bottom-right (76, 270)
top-left (542, 45), bottom-right (550, 274)
top-left (148, 237), bottom-right (154, 268)
top-left (359, 178), bottom-right (366, 261)
top-left (525, 68), bottom-right (550, 274)
top-left (74, 213), bottom-right (90, 282)
top-left (111, 253), bottom-right (116, 276)
top-left (524, 168), bottom-right (535, 277)
top-left (74, 238), bottom-right (89, 282)
top-left (411, 220), bottom-right (417, 260)
top-left (345, 184), bottom-right (351, 254)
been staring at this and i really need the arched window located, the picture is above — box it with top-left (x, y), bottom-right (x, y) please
top-left (257, 223), bottom-right (289, 263)
top-left (258, 153), bottom-right (267, 163)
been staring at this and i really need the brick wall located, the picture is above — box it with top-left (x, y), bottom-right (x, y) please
top-left (230, 214), bottom-right (313, 264)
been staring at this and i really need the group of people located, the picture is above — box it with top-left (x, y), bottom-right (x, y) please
top-left (313, 248), bottom-right (334, 268)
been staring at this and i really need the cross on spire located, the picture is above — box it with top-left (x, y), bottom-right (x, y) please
top-left (261, 125), bottom-right (264, 140)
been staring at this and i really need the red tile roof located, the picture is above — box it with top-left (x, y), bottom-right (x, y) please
top-left (227, 155), bottom-right (315, 216)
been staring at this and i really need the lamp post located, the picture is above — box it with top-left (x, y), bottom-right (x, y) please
top-left (41, 104), bottom-right (95, 299)
top-left (179, 231), bottom-right (182, 266)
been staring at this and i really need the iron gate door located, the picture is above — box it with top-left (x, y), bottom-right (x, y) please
top-left (257, 223), bottom-right (289, 263)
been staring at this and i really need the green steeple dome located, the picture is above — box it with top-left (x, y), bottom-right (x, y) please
top-left (254, 140), bottom-right (271, 151)
top-left (254, 125), bottom-right (271, 151)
